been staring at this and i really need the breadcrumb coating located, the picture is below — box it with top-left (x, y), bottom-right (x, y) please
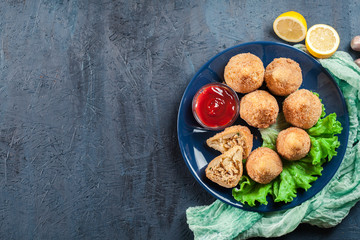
top-left (246, 147), bottom-right (283, 184)
top-left (240, 90), bottom-right (279, 128)
top-left (224, 53), bottom-right (265, 93)
top-left (276, 127), bottom-right (311, 161)
top-left (283, 89), bottom-right (322, 129)
top-left (265, 58), bottom-right (302, 96)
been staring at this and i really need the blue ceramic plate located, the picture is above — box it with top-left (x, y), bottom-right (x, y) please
top-left (177, 41), bottom-right (349, 212)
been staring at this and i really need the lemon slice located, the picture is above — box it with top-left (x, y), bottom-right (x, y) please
top-left (273, 11), bottom-right (307, 42)
top-left (305, 24), bottom-right (340, 58)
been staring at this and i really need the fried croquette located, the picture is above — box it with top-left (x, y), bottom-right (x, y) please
top-left (283, 89), bottom-right (322, 129)
top-left (276, 127), bottom-right (311, 161)
top-left (205, 146), bottom-right (243, 188)
top-left (265, 58), bottom-right (302, 96)
top-left (246, 147), bottom-right (283, 184)
top-left (240, 90), bottom-right (279, 128)
top-left (206, 125), bottom-right (253, 159)
top-left (224, 53), bottom-right (265, 93)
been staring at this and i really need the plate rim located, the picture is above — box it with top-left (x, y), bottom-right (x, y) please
top-left (177, 41), bottom-right (349, 212)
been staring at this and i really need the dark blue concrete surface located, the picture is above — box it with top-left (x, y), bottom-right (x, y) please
top-left (0, 0), bottom-right (359, 239)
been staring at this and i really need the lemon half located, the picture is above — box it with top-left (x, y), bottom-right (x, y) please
top-left (273, 11), bottom-right (307, 43)
top-left (305, 24), bottom-right (340, 58)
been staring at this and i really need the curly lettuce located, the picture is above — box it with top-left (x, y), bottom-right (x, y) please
top-left (309, 135), bottom-right (340, 165)
top-left (272, 159), bottom-right (322, 203)
top-left (232, 101), bottom-right (342, 207)
top-left (308, 113), bottom-right (343, 137)
top-left (232, 176), bottom-right (273, 206)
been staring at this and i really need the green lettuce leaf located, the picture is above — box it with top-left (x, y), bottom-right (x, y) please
top-left (307, 113), bottom-right (343, 137)
top-left (260, 128), bottom-right (278, 150)
top-left (308, 135), bottom-right (340, 165)
top-left (232, 176), bottom-right (273, 207)
top-left (232, 102), bottom-right (342, 206)
top-left (234, 157), bottom-right (324, 205)
top-left (273, 160), bottom-right (322, 203)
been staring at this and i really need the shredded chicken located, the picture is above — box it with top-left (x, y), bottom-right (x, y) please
top-left (206, 125), bottom-right (253, 159)
top-left (205, 146), bottom-right (243, 188)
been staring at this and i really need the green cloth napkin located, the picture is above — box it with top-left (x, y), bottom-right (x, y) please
top-left (186, 45), bottom-right (360, 240)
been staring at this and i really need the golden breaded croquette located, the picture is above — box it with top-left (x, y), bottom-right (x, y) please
top-left (224, 53), bottom-right (265, 93)
top-left (240, 90), bottom-right (279, 128)
top-left (246, 147), bottom-right (283, 184)
top-left (276, 127), bottom-right (311, 161)
top-left (206, 125), bottom-right (253, 159)
top-left (265, 58), bottom-right (302, 96)
top-left (283, 89), bottom-right (322, 129)
top-left (205, 146), bottom-right (243, 188)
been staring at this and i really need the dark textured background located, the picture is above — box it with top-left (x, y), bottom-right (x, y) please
top-left (0, 0), bottom-right (359, 239)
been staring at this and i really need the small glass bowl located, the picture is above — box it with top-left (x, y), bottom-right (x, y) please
top-left (192, 82), bottom-right (240, 131)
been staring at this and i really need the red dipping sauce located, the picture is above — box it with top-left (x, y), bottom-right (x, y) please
top-left (192, 83), bottom-right (240, 130)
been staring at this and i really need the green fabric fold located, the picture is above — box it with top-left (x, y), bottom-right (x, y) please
top-left (186, 46), bottom-right (360, 239)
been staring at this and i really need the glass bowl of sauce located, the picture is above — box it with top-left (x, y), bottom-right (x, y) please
top-left (192, 82), bottom-right (240, 130)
